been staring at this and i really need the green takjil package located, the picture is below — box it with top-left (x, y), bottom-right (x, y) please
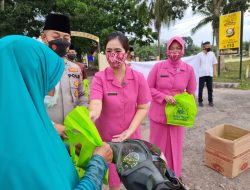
top-left (165, 92), bottom-right (197, 128)
top-left (64, 106), bottom-right (108, 184)
top-left (83, 79), bottom-right (90, 99)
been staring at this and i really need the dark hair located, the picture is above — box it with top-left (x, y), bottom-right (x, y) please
top-left (69, 44), bottom-right (75, 50)
top-left (203, 41), bottom-right (210, 46)
top-left (129, 46), bottom-right (134, 52)
top-left (104, 31), bottom-right (129, 52)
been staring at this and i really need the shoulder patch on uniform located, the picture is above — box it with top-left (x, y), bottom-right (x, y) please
top-left (73, 80), bottom-right (79, 88)
top-left (74, 89), bottom-right (79, 97)
top-left (68, 68), bottom-right (78, 73)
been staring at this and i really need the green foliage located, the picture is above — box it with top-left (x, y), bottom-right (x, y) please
top-left (133, 43), bottom-right (157, 61)
top-left (137, 0), bottom-right (188, 27)
top-left (182, 36), bottom-right (201, 56)
top-left (136, 0), bottom-right (188, 58)
top-left (133, 36), bottom-right (201, 61)
top-left (0, 0), bottom-right (157, 54)
top-left (55, 0), bottom-right (87, 14)
top-left (183, 36), bottom-right (193, 49)
top-left (190, 0), bottom-right (250, 45)
top-left (64, 0), bottom-right (157, 53)
top-left (133, 42), bottom-right (167, 61)
top-left (221, 0), bottom-right (250, 14)
top-left (214, 59), bottom-right (250, 89)
top-left (0, 0), bottom-right (54, 37)
top-left (243, 41), bottom-right (249, 56)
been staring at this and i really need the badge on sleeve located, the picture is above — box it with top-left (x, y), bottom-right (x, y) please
top-left (73, 80), bottom-right (79, 88)
top-left (74, 90), bottom-right (79, 97)
top-left (68, 68), bottom-right (78, 73)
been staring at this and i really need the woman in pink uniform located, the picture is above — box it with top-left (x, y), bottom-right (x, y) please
top-left (89, 31), bottom-right (151, 190)
top-left (147, 36), bottom-right (196, 178)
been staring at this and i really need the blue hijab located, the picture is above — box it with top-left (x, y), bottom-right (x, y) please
top-left (0, 36), bottom-right (78, 189)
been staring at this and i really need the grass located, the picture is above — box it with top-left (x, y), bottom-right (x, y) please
top-left (215, 59), bottom-right (250, 89)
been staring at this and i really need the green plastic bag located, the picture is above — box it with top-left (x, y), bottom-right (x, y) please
top-left (83, 79), bottom-right (90, 99)
top-left (165, 92), bottom-right (197, 128)
top-left (64, 106), bottom-right (108, 184)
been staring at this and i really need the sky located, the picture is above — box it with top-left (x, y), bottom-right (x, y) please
top-left (160, 7), bottom-right (250, 46)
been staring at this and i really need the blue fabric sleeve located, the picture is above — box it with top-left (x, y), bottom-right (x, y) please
top-left (75, 155), bottom-right (108, 190)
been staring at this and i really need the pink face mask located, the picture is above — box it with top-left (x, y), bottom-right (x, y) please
top-left (106, 52), bottom-right (127, 69)
top-left (167, 50), bottom-right (182, 61)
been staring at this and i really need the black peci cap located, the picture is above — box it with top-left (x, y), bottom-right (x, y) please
top-left (43, 13), bottom-right (71, 34)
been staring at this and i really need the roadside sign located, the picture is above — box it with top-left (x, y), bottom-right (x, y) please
top-left (219, 11), bottom-right (241, 55)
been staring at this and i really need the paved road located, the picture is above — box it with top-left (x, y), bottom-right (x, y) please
top-left (103, 88), bottom-right (250, 190)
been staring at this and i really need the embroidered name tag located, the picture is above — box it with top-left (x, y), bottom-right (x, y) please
top-left (160, 74), bottom-right (169, 77)
top-left (107, 92), bottom-right (118, 96)
top-left (68, 74), bottom-right (80, 79)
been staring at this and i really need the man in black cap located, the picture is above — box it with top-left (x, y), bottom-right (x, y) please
top-left (41, 13), bottom-right (71, 57)
top-left (40, 13), bottom-right (87, 139)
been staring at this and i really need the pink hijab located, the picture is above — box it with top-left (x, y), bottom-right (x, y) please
top-left (166, 36), bottom-right (185, 65)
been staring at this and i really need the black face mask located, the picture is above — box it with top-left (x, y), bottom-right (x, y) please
top-left (48, 38), bottom-right (71, 57)
top-left (205, 48), bottom-right (211, 52)
top-left (67, 53), bottom-right (77, 61)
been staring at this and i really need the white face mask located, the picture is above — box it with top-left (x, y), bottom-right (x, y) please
top-left (44, 82), bottom-right (60, 108)
top-left (36, 36), bottom-right (44, 43)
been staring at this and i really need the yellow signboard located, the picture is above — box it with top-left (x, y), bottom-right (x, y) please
top-left (71, 31), bottom-right (100, 43)
top-left (219, 11), bottom-right (241, 55)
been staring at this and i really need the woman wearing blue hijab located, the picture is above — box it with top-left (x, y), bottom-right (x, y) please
top-left (0, 35), bottom-right (112, 190)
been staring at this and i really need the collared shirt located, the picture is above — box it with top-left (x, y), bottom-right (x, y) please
top-left (147, 60), bottom-right (196, 124)
top-left (90, 65), bottom-right (151, 141)
top-left (197, 51), bottom-right (217, 77)
top-left (46, 60), bottom-right (87, 124)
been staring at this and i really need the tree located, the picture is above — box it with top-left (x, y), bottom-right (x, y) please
top-left (59, 0), bottom-right (157, 52)
top-left (134, 43), bottom-right (157, 61)
top-left (0, 0), bottom-right (54, 37)
top-left (190, 0), bottom-right (250, 54)
top-left (243, 41), bottom-right (249, 56)
top-left (183, 36), bottom-right (193, 50)
top-left (1, 0), bottom-right (4, 11)
top-left (133, 36), bottom-right (200, 61)
top-left (133, 42), bottom-right (167, 61)
top-left (182, 36), bottom-right (200, 56)
top-left (136, 0), bottom-right (187, 59)
top-left (0, 0), bottom-right (157, 54)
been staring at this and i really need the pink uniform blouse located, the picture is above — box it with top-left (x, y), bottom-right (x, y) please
top-left (90, 65), bottom-right (151, 141)
top-left (147, 60), bottom-right (196, 124)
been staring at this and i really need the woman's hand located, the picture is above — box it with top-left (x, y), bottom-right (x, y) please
top-left (89, 110), bottom-right (100, 122)
top-left (89, 99), bottom-right (102, 122)
top-left (111, 129), bottom-right (132, 142)
top-left (53, 123), bottom-right (67, 140)
top-left (93, 142), bottom-right (113, 163)
top-left (165, 95), bottom-right (176, 105)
